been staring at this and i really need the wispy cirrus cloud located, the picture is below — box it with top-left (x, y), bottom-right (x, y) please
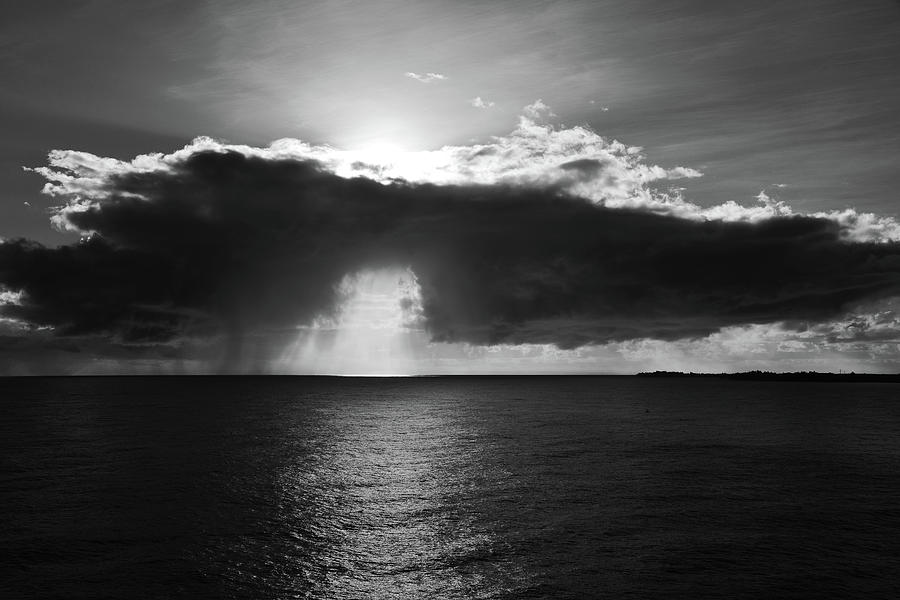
top-left (404, 71), bottom-right (447, 83)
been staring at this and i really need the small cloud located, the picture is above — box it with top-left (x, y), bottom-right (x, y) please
top-left (22, 201), bottom-right (31, 207)
top-left (404, 71), bottom-right (447, 83)
top-left (666, 166), bottom-right (703, 179)
top-left (523, 99), bottom-right (556, 120)
top-left (469, 96), bottom-right (495, 109)
top-left (588, 100), bottom-right (610, 111)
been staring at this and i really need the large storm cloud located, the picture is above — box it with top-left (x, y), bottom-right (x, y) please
top-left (3, 132), bottom-right (900, 355)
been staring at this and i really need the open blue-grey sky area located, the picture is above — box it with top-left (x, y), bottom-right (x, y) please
top-left (2, 0), bottom-right (899, 245)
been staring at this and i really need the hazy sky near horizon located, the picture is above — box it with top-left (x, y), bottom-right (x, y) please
top-left (2, 1), bottom-right (900, 374)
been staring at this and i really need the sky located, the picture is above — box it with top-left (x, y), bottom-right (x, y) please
top-left (1, 0), bottom-right (900, 374)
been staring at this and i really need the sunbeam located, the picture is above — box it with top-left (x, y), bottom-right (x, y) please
top-left (275, 267), bottom-right (424, 375)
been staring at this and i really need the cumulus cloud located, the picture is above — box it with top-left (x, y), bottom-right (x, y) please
top-left (613, 298), bottom-right (900, 373)
top-left (36, 109), bottom-right (894, 242)
top-left (523, 99), bottom-right (555, 120)
top-left (5, 103), bottom-right (900, 368)
top-left (469, 96), bottom-right (495, 108)
top-left (0, 288), bottom-right (23, 305)
top-left (404, 71), bottom-right (447, 83)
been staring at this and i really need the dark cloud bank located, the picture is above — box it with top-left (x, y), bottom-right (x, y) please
top-left (2, 149), bottom-right (900, 361)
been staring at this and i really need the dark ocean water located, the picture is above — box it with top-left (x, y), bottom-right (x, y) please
top-left (1, 376), bottom-right (899, 599)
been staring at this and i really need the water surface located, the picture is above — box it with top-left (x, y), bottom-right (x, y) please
top-left (2, 376), bottom-right (898, 598)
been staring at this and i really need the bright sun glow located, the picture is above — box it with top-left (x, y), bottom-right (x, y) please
top-left (332, 140), bottom-right (446, 184)
top-left (350, 140), bottom-right (409, 160)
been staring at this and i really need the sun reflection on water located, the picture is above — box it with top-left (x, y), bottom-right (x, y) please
top-left (275, 392), bottom-right (524, 598)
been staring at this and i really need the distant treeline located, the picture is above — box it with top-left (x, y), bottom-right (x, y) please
top-left (637, 370), bottom-right (900, 383)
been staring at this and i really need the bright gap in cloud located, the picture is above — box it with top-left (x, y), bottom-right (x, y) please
top-left (274, 267), bottom-right (424, 375)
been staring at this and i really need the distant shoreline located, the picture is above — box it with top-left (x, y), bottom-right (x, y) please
top-left (636, 371), bottom-right (900, 383)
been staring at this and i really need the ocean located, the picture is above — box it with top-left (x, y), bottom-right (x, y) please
top-left (2, 376), bottom-right (898, 599)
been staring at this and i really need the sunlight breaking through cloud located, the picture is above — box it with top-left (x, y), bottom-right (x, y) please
top-left (275, 268), bottom-right (424, 375)
top-left (3, 102), bottom-right (899, 373)
top-left (35, 103), bottom-right (900, 243)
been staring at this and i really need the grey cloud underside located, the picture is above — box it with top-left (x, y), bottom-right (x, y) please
top-left (2, 150), bottom-right (900, 349)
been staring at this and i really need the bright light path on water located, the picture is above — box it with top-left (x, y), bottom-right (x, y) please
top-left (275, 268), bottom-right (424, 375)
